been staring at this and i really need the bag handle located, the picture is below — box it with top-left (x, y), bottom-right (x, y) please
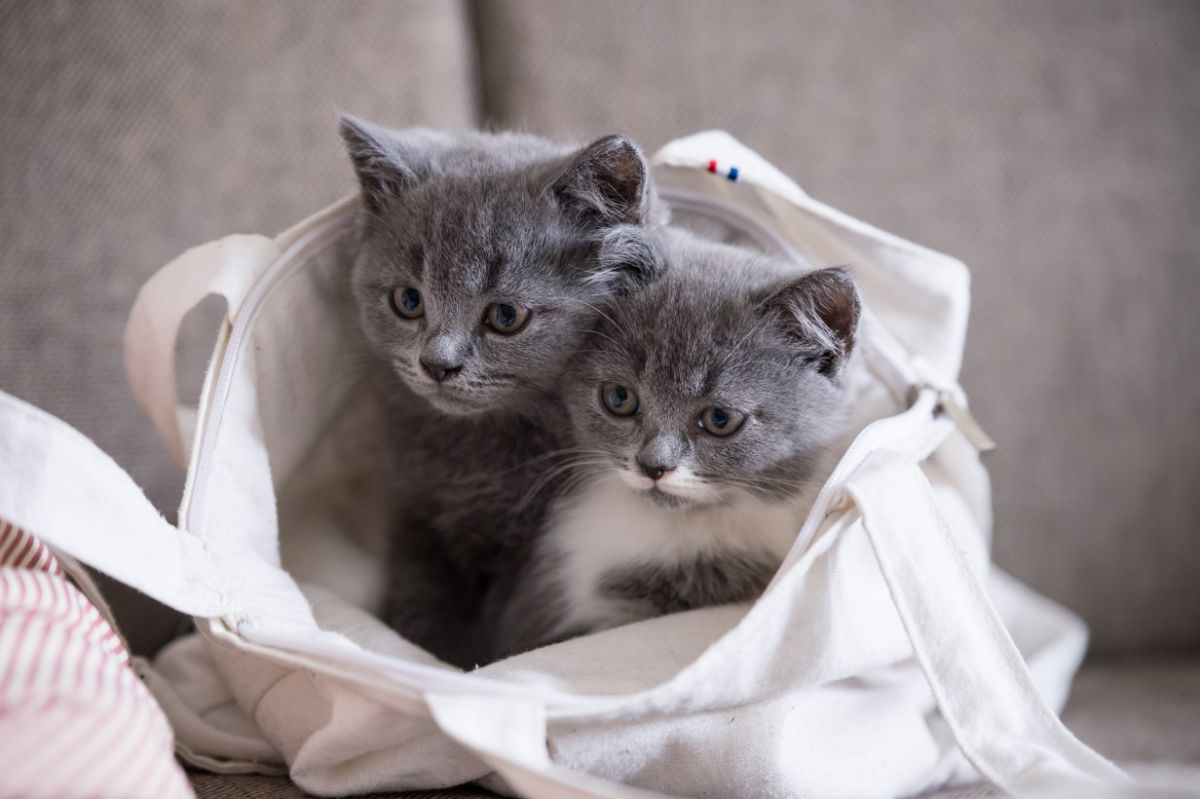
top-left (123, 234), bottom-right (281, 468)
top-left (847, 450), bottom-right (1129, 795)
top-left (0, 390), bottom-right (227, 618)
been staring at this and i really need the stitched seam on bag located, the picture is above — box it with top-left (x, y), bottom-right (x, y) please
top-left (187, 222), bottom-right (351, 541)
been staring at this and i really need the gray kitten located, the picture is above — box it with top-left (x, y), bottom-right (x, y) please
top-left (492, 227), bottom-right (861, 658)
top-left (339, 116), bottom-right (660, 667)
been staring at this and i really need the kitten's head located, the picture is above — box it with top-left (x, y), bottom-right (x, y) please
top-left (566, 232), bottom-right (861, 509)
top-left (339, 115), bottom-right (658, 415)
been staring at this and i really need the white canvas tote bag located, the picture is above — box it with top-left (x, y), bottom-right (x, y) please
top-left (0, 131), bottom-right (1129, 798)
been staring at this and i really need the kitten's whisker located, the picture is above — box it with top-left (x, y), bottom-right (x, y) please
top-left (517, 457), bottom-right (611, 508)
top-left (493, 447), bottom-right (613, 480)
top-left (554, 471), bottom-right (601, 504)
top-left (543, 295), bottom-right (621, 332)
top-left (583, 328), bottom-right (621, 347)
top-left (704, 473), bottom-right (807, 499)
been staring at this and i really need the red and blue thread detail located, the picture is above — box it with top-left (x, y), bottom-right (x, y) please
top-left (707, 159), bottom-right (739, 182)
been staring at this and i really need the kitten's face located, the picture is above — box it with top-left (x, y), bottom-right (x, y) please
top-left (341, 117), bottom-right (656, 416)
top-left (353, 179), bottom-right (604, 414)
top-left (565, 259), bottom-right (861, 510)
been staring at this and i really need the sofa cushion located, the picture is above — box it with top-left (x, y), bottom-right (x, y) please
top-left (471, 0), bottom-right (1200, 654)
top-left (1063, 658), bottom-right (1200, 765)
top-left (929, 658), bottom-right (1200, 796)
top-left (0, 0), bottom-right (477, 655)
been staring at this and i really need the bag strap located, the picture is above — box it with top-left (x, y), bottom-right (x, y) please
top-left (847, 450), bottom-right (1129, 795)
top-left (0, 390), bottom-right (227, 618)
top-left (123, 234), bottom-right (281, 467)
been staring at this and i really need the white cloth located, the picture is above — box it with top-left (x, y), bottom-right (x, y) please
top-left (0, 132), bottom-right (1129, 798)
top-left (0, 522), bottom-right (192, 799)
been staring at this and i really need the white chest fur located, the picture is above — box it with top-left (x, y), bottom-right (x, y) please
top-left (544, 474), bottom-right (813, 634)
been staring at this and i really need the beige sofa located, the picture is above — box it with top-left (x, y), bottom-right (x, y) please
top-left (3, 2), bottom-right (1197, 796)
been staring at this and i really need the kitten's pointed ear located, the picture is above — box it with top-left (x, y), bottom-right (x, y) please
top-left (592, 225), bottom-right (663, 294)
top-left (338, 114), bottom-right (419, 212)
top-left (760, 267), bottom-right (862, 376)
top-left (552, 134), bottom-right (650, 227)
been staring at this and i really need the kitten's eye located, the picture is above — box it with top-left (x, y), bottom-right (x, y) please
top-left (484, 302), bottom-right (531, 335)
top-left (390, 287), bottom-right (425, 319)
top-left (601, 383), bottom-right (639, 417)
top-left (698, 406), bottom-right (746, 437)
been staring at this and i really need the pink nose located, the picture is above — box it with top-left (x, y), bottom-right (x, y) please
top-left (420, 359), bottom-right (461, 383)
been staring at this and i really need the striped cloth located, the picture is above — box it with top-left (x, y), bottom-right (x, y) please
top-left (0, 520), bottom-right (192, 798)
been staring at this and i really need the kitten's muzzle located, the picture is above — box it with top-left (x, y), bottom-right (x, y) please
top-left (637, 460), bottom-right (674, 482)
top-left (419, 330), bottom-right (468, 383)
top-left (420, 357), bottom-right (462, 383)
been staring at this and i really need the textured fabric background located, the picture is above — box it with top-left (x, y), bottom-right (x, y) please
top-left (2, 2), bottom-right (1198, 792)
top-left (472, 0), bottom-right (1200, 655)
top-left (1, 0), bottom-right (1197, 656)
top-left (0, 0), bottom-right (476, 653)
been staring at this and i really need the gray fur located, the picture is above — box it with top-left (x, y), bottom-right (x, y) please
top-left (377, 392), bottom-right (569, 667)
top-left (339, 115), bottom-right (659, 667)
top-left (562, 227), bottom-right (860, 505)
top-left (599, 552), bottom-right (781, 616)
top-left (341, 115), bottom-right (660, 417)
top-left (490, 227), bottom-right (861, 659)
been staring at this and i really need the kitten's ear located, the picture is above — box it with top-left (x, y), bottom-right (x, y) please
top-left (760, 267), bottom-right (862, 376)
top-left (552, 135), bottom-right (650, 227)
top-left (591, 225), bottom-right (663, 294)
top-left (338, 114), bottom-right (420, 212)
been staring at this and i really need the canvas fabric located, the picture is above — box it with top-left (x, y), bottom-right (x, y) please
top-left (0, 132), bottom-right (1131, 798)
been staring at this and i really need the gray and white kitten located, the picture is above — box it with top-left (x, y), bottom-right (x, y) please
top-left (339, 116), bottom-right (660, 667)
top-left (492, 227), bottom-right (861, 657)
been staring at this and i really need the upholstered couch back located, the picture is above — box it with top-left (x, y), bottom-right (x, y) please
top-left (3, 0), bottom-right (1196, 655)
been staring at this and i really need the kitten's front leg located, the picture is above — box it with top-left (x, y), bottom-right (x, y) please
top-left (384, 518), bottom-right (492, 669)
top-left (482, 554), bottom-right (586, 662)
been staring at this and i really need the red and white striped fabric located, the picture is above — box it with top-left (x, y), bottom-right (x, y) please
top-left (0, 520), bottom-right (192, 799)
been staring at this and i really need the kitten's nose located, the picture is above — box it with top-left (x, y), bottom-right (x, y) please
top-left (637, 460), bottom-right (673, 481)
top-left (420, 358), bottom-right (462, 383)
